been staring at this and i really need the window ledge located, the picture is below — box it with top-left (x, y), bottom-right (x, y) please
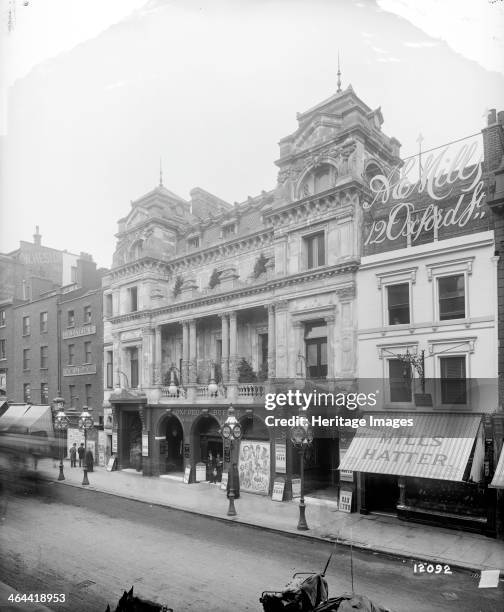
top-left (40, 367), bottom-right (48, 371)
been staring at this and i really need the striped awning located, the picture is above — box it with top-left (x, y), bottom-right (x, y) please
top-left (338, 414), bottom-right (482, 482)
top-left (490, 448), bottom-right (504, 488)
top-left (0, 404), bottom-right (53, 435)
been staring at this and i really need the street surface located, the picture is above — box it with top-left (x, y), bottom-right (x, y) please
top-left (0, 482), bottom-right (502, 612)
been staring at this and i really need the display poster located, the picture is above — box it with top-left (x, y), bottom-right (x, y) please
top-left (183, 465), bottom-right (191, 484)
top-left (112, 431), bottom-right (118, 453)
top-left (275, 442), bottom-right (286, 474)
top-left (220, 471), bottom-right (228, 491)
top-left (238, 440), bottom-right (270, 495)
top-left (142, 432), bottom-right (149, 457)
top-left (98, 430), bottom-right (107, 466)
top-left (339, 432), bottom-right (354, 483)
top-left (272, 478), bottom-right (285, 502)
top-left (339, 490), bottom-right (352, 513)
top-left (106, 457), bottom-right (117, 472)
top-left (195, 462), bottom-right (206, 482)
top-left (291, 478), bottom-right (301, 499)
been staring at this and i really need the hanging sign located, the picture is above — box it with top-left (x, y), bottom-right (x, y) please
top-left (272, 478), bottom-right (285, 502)
top-left (183, 465), bottom-right (191, 484)
top-left (339, 490), bottom-right (352, 513)
top-left (112, 432), bottom-right (118, 453)
top-left (142, 432), bottom-right (149, 457)
top-left (275, 442), bottom-right (286, 474)
top-left (292, 478), bottom-right (301, 499)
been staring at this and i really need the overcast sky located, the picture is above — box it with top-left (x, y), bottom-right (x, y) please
top-left (1, 0), bottom-right (503, 268)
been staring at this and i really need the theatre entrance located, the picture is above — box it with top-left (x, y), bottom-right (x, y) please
top-left (159, 415), bottom-right (184, 474)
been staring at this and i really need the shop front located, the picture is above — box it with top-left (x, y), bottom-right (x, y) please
top-left (339, 413), bottom-right (491, 533)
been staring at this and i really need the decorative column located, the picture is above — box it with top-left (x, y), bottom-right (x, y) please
top-left (154, 325), bottom-right (162, 385)
top-left (324, 313), bottom-right (336, 380)
top-left (141, 326), bottom-right (155, 389)
top-left (188, 319), bottom-right (197, 384)
top-left (335, 285), bottom-right (356, 378)
top-left (291, 321), bottom-right (305, 380)
top-left (112, 333), bottom-right (122, 388)
top-left (220, 313), bottom-right (230, 383)
top-left (274, 300), bottom-right (289, 378)
top-left (182, 321), bottom-right (189, 386)
top-left (229, 311), bottom-right (238, 383)
top-left (267, 304), bottom-right (276, 379)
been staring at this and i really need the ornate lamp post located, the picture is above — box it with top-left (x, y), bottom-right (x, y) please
top-left (53, 395), bottom-right (69, 481)
top-left (220, 405), bottom-right (242, 516)
top-left (290, 422), bottom-right (314, 530)
top-left (78, 407), bottom-right (94, 486)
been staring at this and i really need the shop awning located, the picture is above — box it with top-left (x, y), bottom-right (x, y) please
top-left (338, 414), bottom-right (482, 482)
top-left (489, 448), bottom-right (504, 488)
top-left (0, 404), bottom-right (53, 435)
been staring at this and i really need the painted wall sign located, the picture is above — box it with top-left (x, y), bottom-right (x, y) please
top-left (275, 442), bottom-right (286, 474)
top-left (142, 432), bottom-right (149, 457)
top-left (238, 440), bottom-right (270, 495)
top-left (62, 325), bottom-right (96, 339)
top-left (63, 364), bottom-right (97, 377)
top-left (272, 478), bottom-right (285, 502)
top-left (339, 490), bottom-right (352, 513)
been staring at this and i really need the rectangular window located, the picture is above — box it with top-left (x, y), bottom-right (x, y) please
top-left (389, 359), bottom-right (412, 403)
top-left (130, 347), bottom-right (139, 388)
top-left (22, 316), bottom-right (30, 336)
top-left (84, 341), bottom-right (92, 363)
top-left (41, 383), bottom-right (48, 405)
top-left (40, 345), bottom-right (48, 369)
top-left (438, 275), bottom-right (465, 320)
top-left (40, 311), bottom-right (48, 333)
top-left (85, 384), bottom-right (92, 408)
top-left (129, 287), bottom-right (138, 312)
top-left (69, 385), bottom-right (78, 408)
top-left (387, 283), bottom-right (410, 325)
top-left (0, 339), bottom-right (5, 360)
top-left (23, 348), bottom-right (30, 370)
top-left (106, 351), bottom-right (114, 388)
top-left (71, 266), bottom-right (77, 283)
top-left (0, 310), bottom-right (5, 326)
top-left (105, 294), bottom-right (113, 317)
top-left (222, 224), bottom-right (236, 239)
top-left (24, 383), bottom-right (31, 403)
top-left (68, 344), bottom-right (75, 365)
top-left (440, 356), bottom-right (467, 404)
top-left (83, 305), bottom-right (92, 323)
top-left (305, 232), bottom-right (325, 269)
top-left (304, 322), bottom-right (328, 379)
top-left (188, 236), bottom-right (200, 249)
top-left (67, 310), bottom-right (75, 327)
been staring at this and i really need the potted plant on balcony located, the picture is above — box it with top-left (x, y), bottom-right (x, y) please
top-left (238, 358), bottom-right (257, 383)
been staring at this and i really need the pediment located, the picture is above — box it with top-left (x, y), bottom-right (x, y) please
top-left (291, 114), bottom-right (342, 153)
top-left (125, 207), bottom-right (150, 230)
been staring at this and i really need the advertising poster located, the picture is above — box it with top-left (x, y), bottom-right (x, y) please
top-left (238, 441), bottom-right (270, 495)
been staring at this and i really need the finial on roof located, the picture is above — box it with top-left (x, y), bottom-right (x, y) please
top-left (337, 52), bottom-right (342, 93)
top-left (159, 157), bottom-right (163, 186)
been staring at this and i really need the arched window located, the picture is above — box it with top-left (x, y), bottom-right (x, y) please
top-left (299, 163), bottom-right (337, 199)
top-left (364, 162), bottom-right (384, 185)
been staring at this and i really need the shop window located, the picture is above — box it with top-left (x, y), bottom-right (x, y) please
top-left (40, 311), bottom-right (48, 333)
top-left (67, 310), bottom-right (75, 327)
top-left (40, 345), bottom-right (48, 369)
top-left (388, 359), bottom-right (412, 403)
top-left (23, 348), bottom-right (30, 371)
top-left (128, 287), bottom-right (138, 313)
top-left (69, 385), bottom-right (78, 408)
top-left (0, 339), bottom-right (5, 360)
top-left (84, 341), bottom-right (92, 363)
top-left (83, 305), bottom-right (92, 324)
top-left (387, 283), bottom-right (410, 325)
top-left (106, 351), bottom-right (114, 389)
top-left (440, 356), bottom-right (467, 404)
top-left (438, 275), bottom-right (465, 320)
top-left (68, 344), bottom-right (75, 365)
top-left (22, 316), bottom-right (30, 336)
top-left (41, 383), bottom-right (48, 405)
top-left (24, 383), bottom-right (31, 403)
top-left (304, 232), bottom-right (325, 269)
top-left (305, 322), bottom-right (327, 379)
top-left (0, 309), bottom-right (5, 327)
top-left (130, 347), bottom-right (139, 389)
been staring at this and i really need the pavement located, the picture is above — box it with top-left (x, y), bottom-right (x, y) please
top-left (36, 458), bottom-right (504, 574)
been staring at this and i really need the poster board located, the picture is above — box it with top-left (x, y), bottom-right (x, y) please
top-left (112, 431), bottom-right (118, 453)
top-left (238, 440), bottom-right (270, 495)
top-left (272, 478), bottom-right (285, 502)
top-left (291, 478), bottom-right (301, 499)
top-left (183, 465), bottom-right (191, 484)
top-left (339, 490), bottom-right (352, 513)
top-left (339, 432), bottom-right (354, 483)
top-left (142, 432), bottom-right (149, 457)
top-left (195, 462), bottom-right (206, 482)
top-left (106, 457), bottom-right (117, 472)
top-left (275, 442), bottom-right (286, 474)
top-left (98, 430), bottom-right (107, 467)
top-left (220, 471), bottom-right (228, 491)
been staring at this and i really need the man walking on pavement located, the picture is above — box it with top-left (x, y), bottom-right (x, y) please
top-left (70, 443), bottom-right (77, 468)
top-left (78, 443), bottom-right (85, 467)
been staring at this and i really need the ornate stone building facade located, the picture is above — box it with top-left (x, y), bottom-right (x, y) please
top-left (103, 84), bottom-right (401, 496)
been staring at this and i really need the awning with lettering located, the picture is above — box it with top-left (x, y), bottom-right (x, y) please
top-left (489, 447), bottom-right (504, 489)
top-left (0, 404), bottom-right (53, 435)
top-left (338, 414), bottom-right (482, 482)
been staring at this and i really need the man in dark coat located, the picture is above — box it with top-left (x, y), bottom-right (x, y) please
top-left (85, 448), bottom-right (94, 472)
top-left (70, 443), bottom-right (77, 467)
top-left (77, 443), bottom-right (85, 467)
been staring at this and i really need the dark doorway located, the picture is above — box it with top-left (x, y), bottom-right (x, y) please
top-left (192, 415), bottom-right (222, 481)
top-left (366, 474), bottom-right (398, 514)
top-left (122, 411), bottom-right (142, 471)
top-left (159, 415), bottom-right (184, 473)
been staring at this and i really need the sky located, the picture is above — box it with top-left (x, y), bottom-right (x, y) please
top-left (0, 0), bottom-right (503, 268)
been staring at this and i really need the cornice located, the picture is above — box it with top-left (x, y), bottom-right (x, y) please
top-left (109, 260), bottom-right (360, 325)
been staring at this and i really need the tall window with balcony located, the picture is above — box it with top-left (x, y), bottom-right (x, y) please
top-left (389, 359), bottom-right (412, 403)
top-left (23, 348), bottom-right (30, 371)
top-left (22, 316), bottom-right (30, 336)
top-left (438, 275), bottom-right (465, 320)
top-left (40, 311), bottom-right (48, 333)
top-left (440, 356), bottom-right (467, 404)
top-left (130, 347), bottom-right (139, 389)
top-left (41, 383), bottom-right (48, 404)
top-left (106, 351), bottom-right (114, 388)
top-left (40, 346), bottom-right (48, 369)
top-left (69, 384), bottom-right (78, 409)
top-left (304, 232), bottom-right (325, 270)
top-left (387, 284), bottom-right (410, 325)
top-left (305, 321), bottom-right (327, 379)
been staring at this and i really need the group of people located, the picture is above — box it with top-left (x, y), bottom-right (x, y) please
top-left (207, 451), bottom-right (223, 484)
top-left (69, 442), bottom-right (94, 471)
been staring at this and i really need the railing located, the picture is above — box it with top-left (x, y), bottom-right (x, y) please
top-left (196, 384), bottom-right (227, 399)
top-left (237, 383), bottom-right (265, 398)
top-left (161, 387), bottom-right (187, 399)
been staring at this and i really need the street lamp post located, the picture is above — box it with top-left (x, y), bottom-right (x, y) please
top-left (290, 422), bottom-right (314, 531)
top-left (220, 405), bottom-right (242, 516)
top-left (53, 395), bottom-right (69, 481)
top-left (78, 407), bottom-right (94, 486)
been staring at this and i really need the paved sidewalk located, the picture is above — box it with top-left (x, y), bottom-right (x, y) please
top-left (37, 459), bottom-right (504, 573)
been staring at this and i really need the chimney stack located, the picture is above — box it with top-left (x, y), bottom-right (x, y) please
top-left (33, 225), bottom-right (41, 246)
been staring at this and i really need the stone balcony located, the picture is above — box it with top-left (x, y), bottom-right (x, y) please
top-left (159, 382), bottom-right (266, 405)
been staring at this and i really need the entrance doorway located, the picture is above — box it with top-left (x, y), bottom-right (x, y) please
top-left (192, 414), bottom-right (222, 481)
top-left (159, 415), bottom-right (184, 474)
top-left (123, 411), bottom-right (142, 471)
top-left (366, 474), bottom-right (399, 514)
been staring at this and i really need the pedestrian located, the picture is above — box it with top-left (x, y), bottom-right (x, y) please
top-left (85, 448), bottom-right (94, 472)
top-left (78, 443), bottom-right (85, 467)
top-left (70, 443), bottom-right (77, 468)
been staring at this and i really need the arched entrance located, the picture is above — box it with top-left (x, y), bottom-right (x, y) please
top-left (238, 414), bottom-right (271, 495)
top-left (158, 414), bottom-right (184, 474)
top-left (192, 414), bottom-right (223, 482)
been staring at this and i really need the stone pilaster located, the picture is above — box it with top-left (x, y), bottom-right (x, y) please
top-left (188, 319), bottom-right (197, 384)
top-left (267, 304), bottom-right (276, 379)
top-left (220, 313), bottom-right (230, 383)
top-left (229, 311), bottom-right (238, 383)
top-left (181, 321), bottom-right (189, 385)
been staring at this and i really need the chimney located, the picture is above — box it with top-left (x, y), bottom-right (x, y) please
top-left (33, 225), bottom-right (41, 246)
top-left (482, 108), bottom-right (504, 173)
